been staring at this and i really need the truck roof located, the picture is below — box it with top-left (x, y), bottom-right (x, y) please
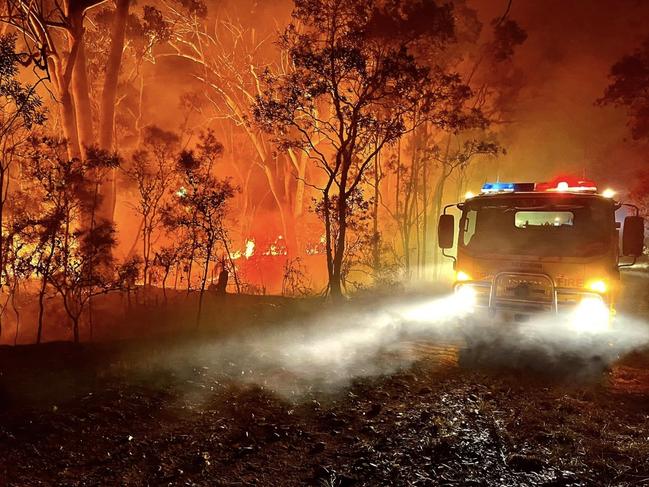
top-left (472, 191), bottom-right (612, 200)
top-left (462, 192), bottom-right (618, 211)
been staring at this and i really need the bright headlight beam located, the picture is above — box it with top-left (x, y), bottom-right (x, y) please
top-left (572, 296), bottom-right (610, 333)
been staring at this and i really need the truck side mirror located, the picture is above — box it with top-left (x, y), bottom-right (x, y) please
top-left (438, 214), bottom-right (455, 249)
top-left (622, 216), bottom-right (645, 256)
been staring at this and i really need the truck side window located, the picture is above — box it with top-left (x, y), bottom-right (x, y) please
top-left (463, 210), bottom-right (477, 246)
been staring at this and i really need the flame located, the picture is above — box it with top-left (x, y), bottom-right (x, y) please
top-left (263, 236), bottom-right (288, 256)
top-left (244, 239), bottom-right (255, 259)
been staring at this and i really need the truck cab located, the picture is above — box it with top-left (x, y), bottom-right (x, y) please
top-left (437, 178), bottom-right (645, 329)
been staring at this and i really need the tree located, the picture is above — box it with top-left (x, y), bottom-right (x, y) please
top-left (24, 136), bottom-right (119, 343)
top-left (2, 0), bottom-right (147, 227)
top-left (381, 8), bottom-right (526, 280)
top-left (163, 141), bottom-right (236, 326)
top-left (1, 0), bottom-right (107, 158)
top-left (598, 38), bottom-right (649, 142)
top-left (159, 2), bottom-right (307, 253)
top-left (1, 188), bottom-right (39, 343)
top-left (314, 188), bottom-right (374, 293)
top-left (255, 0), bottom-right (473, 298)
top-left (0, 33), bottom-right (45, 334)
top-left (123, 126), bottom-right (180, 289)
top-left (50, 222), bottom-right (118, 343)
top-left (152, 243), bottom-right (186, 303)
top-left (598, 37), bottom-right (649, 220)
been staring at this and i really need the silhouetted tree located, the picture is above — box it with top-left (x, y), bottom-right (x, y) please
top-left (255, 0), bottom-right (473, 298)
top-left (0, 33), bottom-right (45, 334)
top-left (25, 137), bottom-right (119, 343)
top-left (164, 137), bottom-right (236, 326)
top-left (153, 243), bottom-right (186, 303)
top-left (598, 37), bottom-right (649, 142)
top-left (123, 126), bottom-right (180, 289)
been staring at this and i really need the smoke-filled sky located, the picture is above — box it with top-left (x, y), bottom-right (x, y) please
top-left (148, 0), bottom-right (649, 195)
top-left (477, 0), bottom-right (649, 190)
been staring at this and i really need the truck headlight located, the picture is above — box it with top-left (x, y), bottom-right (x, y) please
top-left (572, 296), bottom-right (610, 333)
top-left (455, 284), bottom-right (477, 309)
top-left (586, 279), bottom-right (607, 294)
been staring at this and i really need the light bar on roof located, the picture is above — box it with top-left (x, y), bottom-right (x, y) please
top-left (482, 182), bottom-right (515, 193)
top-left (535, 177), bottom-right (598, 193)
top-left (481, 182), bottom-right (535, 193)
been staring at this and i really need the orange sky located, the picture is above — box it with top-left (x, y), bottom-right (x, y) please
top-left (475, 0), bottom-right (649, 191)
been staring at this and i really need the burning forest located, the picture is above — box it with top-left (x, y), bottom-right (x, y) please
top-left (1, 0), bottom-right (649, 485)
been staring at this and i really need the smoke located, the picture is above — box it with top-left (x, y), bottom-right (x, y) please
top-left (136, 288), bottom-right (649, 401)
top-left (483, 0), bottom-right (649, 188)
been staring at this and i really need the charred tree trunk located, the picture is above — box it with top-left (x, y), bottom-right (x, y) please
top-left (162, 269), bottom-right (169, 304)
top-left (196, 244), bottom-right (212, 327)
top-left (36, 277), bottom-right (47, 344)
top-left (329, 158), bottom-right (350, 300)
top-left (322, 181), bottom-right (335, 297)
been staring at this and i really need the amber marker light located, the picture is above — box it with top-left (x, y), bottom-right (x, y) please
top-left (586, 279), bottom-right (608, 294)
top-left (456, 271), bottom-right (471, 282)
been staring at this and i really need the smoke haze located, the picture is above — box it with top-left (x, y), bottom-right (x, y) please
top-left (133, 279), bottom-right (649, 400)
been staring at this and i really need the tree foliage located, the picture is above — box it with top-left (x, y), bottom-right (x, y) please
top-left (598, 38), bottom-right (649, 142)
top-left (255, 0), bottom-right (479, 297)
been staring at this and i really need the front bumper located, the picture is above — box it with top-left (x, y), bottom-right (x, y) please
top-left (454, 271), bottom-right (613, 328)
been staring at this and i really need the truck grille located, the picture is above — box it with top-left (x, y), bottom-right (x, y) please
top-left (493, 273), bottom-right (554, 305)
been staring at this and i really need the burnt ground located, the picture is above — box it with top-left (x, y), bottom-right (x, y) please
top-left (1, 273), bottom-right (649, 486)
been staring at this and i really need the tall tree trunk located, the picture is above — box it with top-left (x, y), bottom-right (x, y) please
top-left (50, 55), bottom-right (82, 159)
top-left (421, 148), bottom-right (428, 279)
top-left (162, 270), bottom-right (169, 304)
top-left (98, 0), bottom-right (129, 223)
top-left (11, 280), bottom-right (19, 346)
top-left (330, 162), bottom-right (349, 300)
top-left (372, 146), bottom-right (380, 272)
top-left (99, 0), bottom-right (129, 150)
top-left (71, 36), bottom-right (94, 156)
top-left (431, 135), bottom-right (452, 280)
top-left (293, 151), bottom-right (307, 217)
top-left (322, 181), bottom-right (335, 296)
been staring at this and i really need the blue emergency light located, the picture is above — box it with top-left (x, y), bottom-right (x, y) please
top-left (482, 182), bottom-right (514, 192)
top-left (481, 182), bottom-right (535, 193)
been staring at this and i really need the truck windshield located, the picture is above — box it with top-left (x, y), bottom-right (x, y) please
top-left (460, 199), bottom-right (613, 257)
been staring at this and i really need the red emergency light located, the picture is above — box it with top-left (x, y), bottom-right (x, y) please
top-left (535, 176), bottom-right (597, 193)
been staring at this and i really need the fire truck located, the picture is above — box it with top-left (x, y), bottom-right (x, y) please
top-left (437, 177), bottom-right (645, 330)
